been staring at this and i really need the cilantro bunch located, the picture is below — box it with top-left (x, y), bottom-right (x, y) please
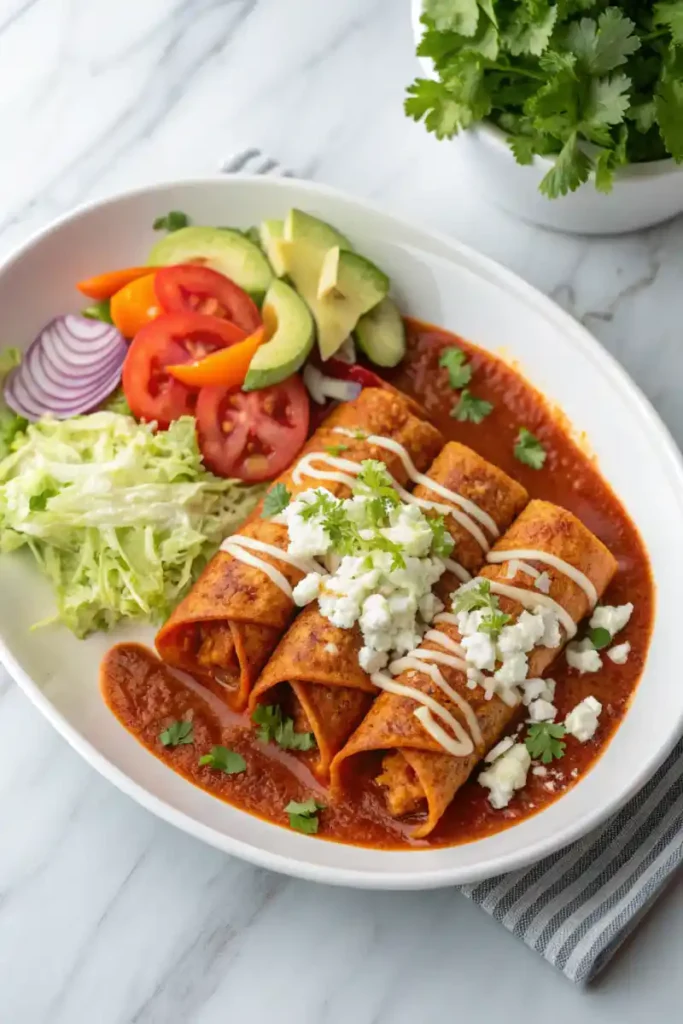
top-left (406, 2), bottom-right (683, 197)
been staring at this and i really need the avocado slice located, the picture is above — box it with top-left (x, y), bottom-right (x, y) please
top-left (148, 226), bottom-right (273, 303)
top-left (243, 279), bottom-right (314, 391)
top-left (284, 209), bottom-right (352, 251)
top-left (354, 297), bottom-right (406, 368)
top-left (259, 220), bottom-right (287, 277)
top-left (279, 241), bottom-right (389, 361)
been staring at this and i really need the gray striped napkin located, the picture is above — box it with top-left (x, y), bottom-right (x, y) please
top-left (221, 148), bottom-right (683, 984)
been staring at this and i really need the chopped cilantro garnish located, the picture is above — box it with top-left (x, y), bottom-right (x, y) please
top-left (159, 720), bottom-right (194, 748)
top-left (514, 428), bottom-right (547, 470)
top-left (525, 722), bottom-right (566, 764)
top-left (198, 745), bottom-right (246, 775)
top-left (153, 210), bottom-right (189, 232)
top-left (261, 482), bottom-right (291, 518)
top-left (352, 429), bottom-right (367, 440)
top-left (325, 444), bottom-right (349, 457)
top-left (252, 704), bottom-right (316, 751)
top-left (427, 514), bottom-right (455, 559)
top-left (353, 459), bottom-right (399, 507)
top-left (589, 626), bottom-right (611, 650)
top-left (286, 798), bottom-right (325, 834)
top-left (439, 346), bottom-right (472, 390)
top-left (452, 579), bottom-right (494, 614)
top-left (478, 608), bottom-right (512, 639)
top-left (451, 389), bottom-right (493, 424)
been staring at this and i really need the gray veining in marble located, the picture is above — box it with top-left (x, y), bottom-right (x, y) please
top-left (2, 1), bottom-right (683, 1020)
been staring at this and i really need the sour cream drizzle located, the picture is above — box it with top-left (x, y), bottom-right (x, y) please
top-left (220, 536), bottom-right (325, 601)
top-left (486, 549), bottom-right (598, 606)
top-left (370, 671), bottom-right (475, 757)
top-left (332, 427), bottom-right (499, 539)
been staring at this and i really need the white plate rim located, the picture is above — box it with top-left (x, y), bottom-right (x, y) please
top-left (1, 173), bottom-right (681, 889)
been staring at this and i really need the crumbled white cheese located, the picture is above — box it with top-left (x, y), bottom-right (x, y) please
top-left (565, 695), bottom-right (602, 742)
top-left (539, 607), bottom-right (562, 648)
top-left (493, 651), bottom-right (528, 687)
top-left (284, 486), bottom-right (450, 669)
top-left (324, 642), bottom-right (339, 655)
top-left (607, 641), bottom-right (631, 665)
top-left (358, 646), bottom-right (388, 673)
top-left (520, 677), bottom-right (556, 706)
top-left (484, 736), bottom-right (515, 763)
top-left (566, 638), bottom-right (602, 674)
top-left (462, 631), bottom-right (497, 671)
top-left (382, 503), bottom-right (434, 557)
top-left (505, 559), bottom-right (522, 579)
top-left (478, 743), bottom-right (531, 809)
top-left (589, 603), bottom-right (633, 636)
top-left (534, 571), bottom-right (551, 594)
top-left (532, 766), bottom-right (548, 777)
top-left (528, 698), bottom-right (557, 722)
top-left (498, 610), bottom-right (546, 656)
top-left (292, 572), bottom-right (322, 607)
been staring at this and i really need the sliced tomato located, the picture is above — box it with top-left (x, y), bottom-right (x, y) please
top-left (155, 265), bottom-right (261, 333)
top-left (122, 312), bottom-right (245, 428)
top-left (196, 375), bottom-right (309, 482)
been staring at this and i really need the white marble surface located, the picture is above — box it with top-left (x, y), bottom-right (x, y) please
top-left (2, 1), bottom-right (683, 1020)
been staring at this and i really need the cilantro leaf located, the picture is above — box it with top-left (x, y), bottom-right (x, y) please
top-left (439, 346), bottom-right (472, 389)
top-left (539, 133), bottom-right (592, 198)
top-left (525, 722), bottom-right (567, 764)
top-left (159, 719), bottom-right (194, 747)
top-left (656, 49), bottom-right (683, 162)
top-left (451, 389), bottom-right (493, 423)
top-left (261, 482), bottom-right (291, 518)
top-left (452, 578), bottom-right (494, 614)
top-left (655, 2), bottom-right (683, 47)
top-left (427, 514), bottom-right (455, 559)
top-left (252, 704), bottom-right (316, 751)
top-left (153, 210), bottom-right (189, 232)
top-left (514, 427), bottom-right (547, 469)
top-left (477, 608), bottom-right (511, 638)
top-left (564, 9), bottom-right (640, 76)
top-left (503, 4), bottom-right (557, 57)
top-left (424, 0), bottom-right (480, 36)
top-left (198, 745), bottom-right (246, 775)
top-left (354, 459), bottom-right (399, 507)
top-left (325, 444), bottom-right (349, 457)
top-left (286, 798), bottom-right (325, 834)
top-left (589, 626), bottom-right (611, 650)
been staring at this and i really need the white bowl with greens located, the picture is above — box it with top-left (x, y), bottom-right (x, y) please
top-left (410, 0), bottom-right (683, 235)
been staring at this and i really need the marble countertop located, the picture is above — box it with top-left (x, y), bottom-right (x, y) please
top-left (2, 1), bottom-right (683, 1020)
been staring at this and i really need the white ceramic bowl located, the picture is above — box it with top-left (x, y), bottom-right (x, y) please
top-left (410, 0), bottom-right (683, 235)
top-left (1, 175), bottom-right (682, 889)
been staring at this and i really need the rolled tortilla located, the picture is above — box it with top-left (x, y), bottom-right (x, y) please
top-left (329, 499), bottom-right (617, 837)
top-left (249, 442), bottom-right (528, 777)
top-left (155, 388), bottom-right (443, 709)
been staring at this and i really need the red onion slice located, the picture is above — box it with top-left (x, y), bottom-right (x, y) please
top-left (3, 314), bottom-right (127, 421)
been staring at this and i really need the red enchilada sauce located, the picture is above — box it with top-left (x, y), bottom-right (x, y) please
top-left (101, 319), bottom-right (654, 849)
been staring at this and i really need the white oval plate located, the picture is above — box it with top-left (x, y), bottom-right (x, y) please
top-left (1, 176), bottom-right (681, 889)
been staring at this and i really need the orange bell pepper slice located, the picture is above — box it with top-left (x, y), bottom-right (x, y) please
top-left (77, 266), bottom-right (152, 300)
top-left (110, 273), bottom-right (162, 338)
top-left (167, 327), bottom-right (266, 389)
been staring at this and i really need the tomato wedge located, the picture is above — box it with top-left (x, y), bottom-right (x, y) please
top-left (77, 266), bottom-right (151, 300)
top-left (121, 312), bottom-right (246, 428)
top-left (196, 375), bottom-right (309, 482)
top-left (110, 273), bottom-right (162, 338)
top-left (155, 265), bottom-right (261, 333)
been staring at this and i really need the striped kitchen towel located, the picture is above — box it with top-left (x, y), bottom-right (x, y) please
top-left (221, 148), bottom-right (683, 984)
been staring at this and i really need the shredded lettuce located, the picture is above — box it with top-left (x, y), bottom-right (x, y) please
top-left (0, 347), bottom-right (28, 460)
top-left (0, 412), bottom-right (264, 637)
